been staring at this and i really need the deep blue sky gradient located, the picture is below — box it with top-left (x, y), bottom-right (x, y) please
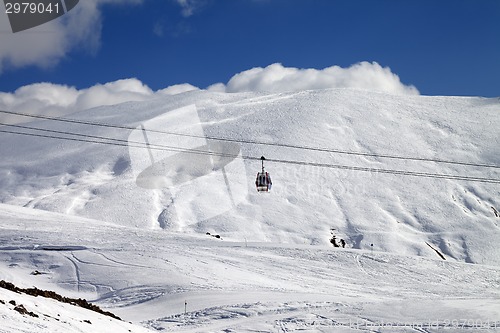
top-left (1, 0), bottom-right (499, 96)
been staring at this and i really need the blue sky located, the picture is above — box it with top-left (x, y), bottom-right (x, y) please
top-left (0, 0), bottom-right (499, 97)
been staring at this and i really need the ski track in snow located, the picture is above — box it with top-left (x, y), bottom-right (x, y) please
top-left (0, 204), bottom-right (499, 332)
top-left (0, 89), bottom-right (499, 332)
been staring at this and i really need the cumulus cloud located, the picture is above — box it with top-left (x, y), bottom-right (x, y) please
top-left (157, 83), bottom-right (199, 95)
top-left (0, 0), bottom-right (142, 73)
top-left (210, 62), bottom-right (419, 95)
top-left (0, 78), bottom-right (204, 124)
top-left (0, 78), bottom-right (157, 124)
top-left (74, 78), bottom-right (154, 111)
top-left (0, 83), bottom-right (79, 122)
top-left (0, 62), bottom-right (418, 124)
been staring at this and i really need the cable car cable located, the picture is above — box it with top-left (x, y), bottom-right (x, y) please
top-left (1, 128), bottom-right (499, 184)
top-left (1, 109), bottom-right (498, 170)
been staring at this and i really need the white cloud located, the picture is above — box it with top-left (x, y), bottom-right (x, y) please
top-left (74, 78), bottom-right (153, 111)
top-left (0, 62), bottom-right (418, 125)
top-left (0, 78), bottom-right (155, 124)
top-left (0, 83), bottom-right (79, 122)
top-left (157, 83), bottom-right (199, 95)
top-left (0, 17), bottom-right (67, 72)
top-left (212, 62), bottom-right (419, 95)
top-left (0, 78), bottom-right (203, 124)
top-left (0, 0), bottom-right (142, 73)
top-left (206, 82), bottom-right (226, 93)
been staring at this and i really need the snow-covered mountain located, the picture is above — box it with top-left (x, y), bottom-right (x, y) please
top-left (1, 88), bottom-right (499, 332)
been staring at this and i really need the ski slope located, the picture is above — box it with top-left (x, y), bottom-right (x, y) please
top-left (0, 88), bottom-right (499, 331)
top-left (1, 203), bottom-right (499, 332)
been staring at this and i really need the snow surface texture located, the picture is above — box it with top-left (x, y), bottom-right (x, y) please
top-left (0, 204), bottom-right (499, 332)
top-left (0, 284), bottom-right (153, 333)
top-left (0, 88), bottom-right (499, 332)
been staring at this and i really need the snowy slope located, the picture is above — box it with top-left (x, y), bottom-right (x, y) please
top-left (1, 88), bottom-right (499, 264)
top-left (0, 88), bottom-right (499, 331)
top-left (0, 203), bottom-right (499, 332)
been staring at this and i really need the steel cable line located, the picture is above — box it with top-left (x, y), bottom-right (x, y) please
top-left (1, 126), bottom-right (500, 184)
top-left (0, 123), bottom-right (240, 160)
top-left (1, 109), bottom-right (499, 170)
top-left (265, 157), bottom-right (500, 184)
